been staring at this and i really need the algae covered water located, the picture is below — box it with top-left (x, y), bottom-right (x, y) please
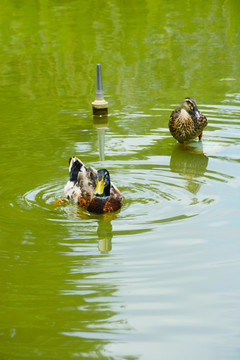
top-left (1, 1), bottom-right (240, 359)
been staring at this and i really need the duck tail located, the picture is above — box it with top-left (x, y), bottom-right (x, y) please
top-left (69, 157), bottom-right (84, 182)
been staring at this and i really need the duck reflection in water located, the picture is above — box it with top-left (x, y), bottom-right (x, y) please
top-left (61, 205), bottom-right (115, 253)
top-left (78, 211), bottom-right (115, 254)
top-left (97, 213), bottom-right (116, 254)
top-left (170, 142), bottom-right (208, 195)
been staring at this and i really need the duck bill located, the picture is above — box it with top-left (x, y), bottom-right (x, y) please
top-left (94, 178), bottom-right (104, 195)
top-left (195, 108), bottom-right (202, 118)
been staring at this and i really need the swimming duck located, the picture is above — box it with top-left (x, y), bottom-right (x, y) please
top-left (169, 97), bottom-right (208, 143)
top-left (63, 157), bottom-right (123, 214)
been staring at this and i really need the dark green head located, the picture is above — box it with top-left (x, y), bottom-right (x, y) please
top-left (94, 169), bottom-right (110, 197)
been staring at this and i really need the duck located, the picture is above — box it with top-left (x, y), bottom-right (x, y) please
top-left (169, 97), bottom-right (208, 143)
top-left (63, 157), bottom-right (123, 214)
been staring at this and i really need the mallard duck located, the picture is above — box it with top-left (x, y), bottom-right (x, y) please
top-left (63, 157), bottom-right (123, 214)
top-left (169, 97), bottom-right (208, 143)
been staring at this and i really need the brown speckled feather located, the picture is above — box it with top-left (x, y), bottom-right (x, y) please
top-left (169, 99), bottom-right (208, 143)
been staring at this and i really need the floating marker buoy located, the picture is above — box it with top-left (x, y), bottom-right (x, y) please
top-left (92, 64), bottom-right (108, 116)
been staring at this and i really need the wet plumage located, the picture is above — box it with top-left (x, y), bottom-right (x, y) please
top-left (169, 97), bottom-right (208, 143)
top-left (64, 157), bottom-right (123, 214)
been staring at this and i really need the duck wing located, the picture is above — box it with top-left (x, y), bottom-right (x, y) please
top-left (64, 157), bottom-right (97, 203)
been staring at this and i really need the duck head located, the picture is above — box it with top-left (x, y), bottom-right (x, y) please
top-left (94, 169), bottom-right (110, 197)
top-left (181, 97), bottom-right (202, 118)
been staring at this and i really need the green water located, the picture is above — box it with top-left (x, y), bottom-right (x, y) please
top-left (1, 1), bottom-right (240, 359)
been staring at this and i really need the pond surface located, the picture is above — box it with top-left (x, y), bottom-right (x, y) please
top-left (1, 1), bottom-right (240, 359)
